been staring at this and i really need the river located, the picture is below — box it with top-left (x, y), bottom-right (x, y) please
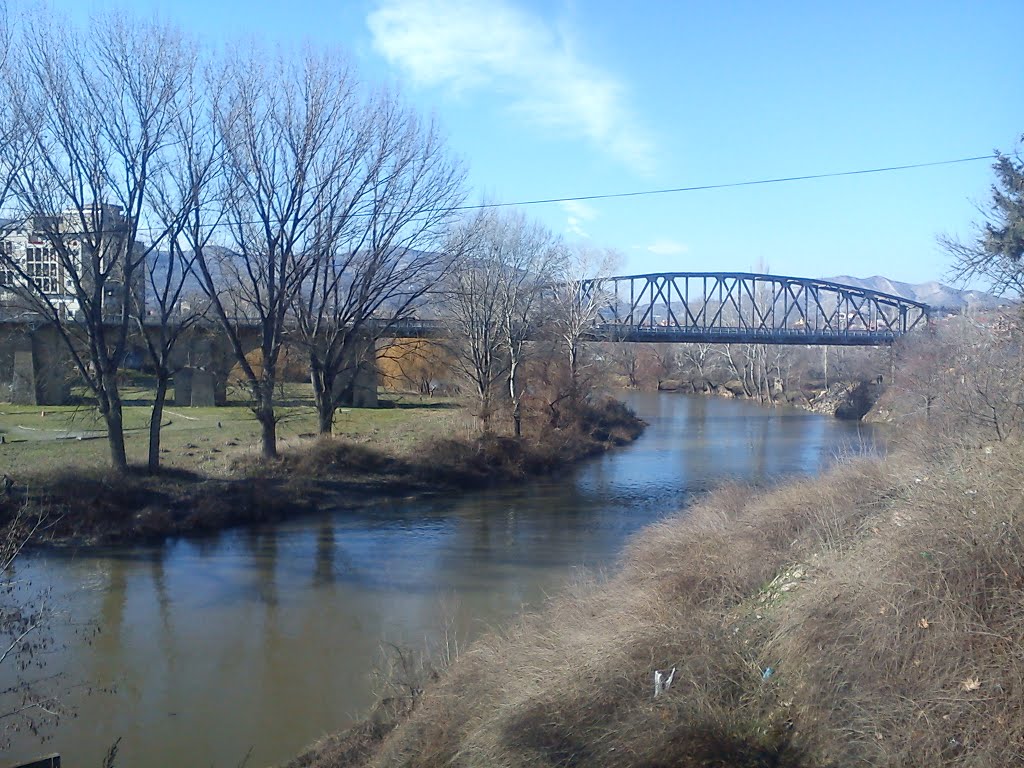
top-left (2, 393), bottom-right (875, 767)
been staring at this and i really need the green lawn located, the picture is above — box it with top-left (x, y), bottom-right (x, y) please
top-left (0, 382), bottom-right (465, 479)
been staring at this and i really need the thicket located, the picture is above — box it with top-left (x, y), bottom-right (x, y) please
top-left (607, 339), bottom-right (888, 405)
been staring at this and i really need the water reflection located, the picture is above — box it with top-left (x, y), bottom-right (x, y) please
top-left (3, 393), bottom-right (873, 767)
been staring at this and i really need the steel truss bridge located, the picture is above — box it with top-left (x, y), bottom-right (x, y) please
top-left (578, 272), bottom-right (929, 346)
top-left (1, 273), bottom-right (931, 349)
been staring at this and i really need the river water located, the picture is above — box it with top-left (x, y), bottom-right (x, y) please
top-left (3, 393), bottom-right (874, 767)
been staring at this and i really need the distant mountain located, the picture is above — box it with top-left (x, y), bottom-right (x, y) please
top-left (824, 275), bottom-right (1009, 312)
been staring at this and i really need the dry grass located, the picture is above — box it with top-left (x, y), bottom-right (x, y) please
top-left (267, 397), bottom-right (644, 491)
top-left (291, 424), bottom-right (1024, 767)
top-left (769, 439), bottom-right (1024, 766)
top-left (0, 385), bottom-right (461, 478)
top-left (0, 396), bottom-right (644, 544)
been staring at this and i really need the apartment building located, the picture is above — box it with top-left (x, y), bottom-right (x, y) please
top-left (0, 204), bottom-right (145, 320)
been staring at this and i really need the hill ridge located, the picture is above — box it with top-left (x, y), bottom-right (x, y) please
top-left (823, 274), bottom-right (1007, 311)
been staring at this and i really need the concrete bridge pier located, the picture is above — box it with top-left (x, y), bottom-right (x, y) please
top-left (329, 341), bottom-right (379, 409)
top-left (168, 331), bottom-right (233, 407)
top-left (172, 367), bottom-right (226, 407)
top-left (1, 326), bottom-right (71, 405)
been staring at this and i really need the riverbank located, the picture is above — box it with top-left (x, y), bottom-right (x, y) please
top-left (289, 421), bottom-right (1023, 767)
top-left (0, 396), bottom-right (644, 545)
top-left (657, 376), bottom-right (884, 420)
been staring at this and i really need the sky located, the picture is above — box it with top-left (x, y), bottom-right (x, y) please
top-left (38, 0), bottom-right (1024, 285)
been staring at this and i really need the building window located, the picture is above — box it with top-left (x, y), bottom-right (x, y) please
top-left (26, 242), bottom-right (61, 294)
top-left (0, 240), bottom-right (14, 288)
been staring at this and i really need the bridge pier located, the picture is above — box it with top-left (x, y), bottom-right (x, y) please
top-left (11, 349), bottom-right (35, 404)
top-left (167, 330), bottom-right (233, 407)
top-left (328, 341), bottom-right (379, 409)
top-left (1, 325), bottom-right (70, 405)
top-left (173, 367), bottom-right (225, 407)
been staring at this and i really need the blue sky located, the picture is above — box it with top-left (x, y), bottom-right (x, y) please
top-left (46, 0), bottom-right (1024, 284)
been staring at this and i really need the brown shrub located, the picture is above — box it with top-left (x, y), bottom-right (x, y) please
top-left (406, 398), bottom-right (644, 490)
top-left (280, 438), bottom-right (401, 477)
top-left (767, 440), bottom-right (1024, 766)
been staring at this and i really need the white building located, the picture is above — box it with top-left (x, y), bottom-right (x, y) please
top-left (0, 204), bottom-right (145, 320)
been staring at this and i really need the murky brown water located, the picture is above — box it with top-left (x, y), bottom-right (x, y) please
top-left (3, 394), bottom-right (875, 767)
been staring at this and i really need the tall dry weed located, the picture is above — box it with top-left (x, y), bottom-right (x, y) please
top-left (768, 440), bottom-right (1024, 766)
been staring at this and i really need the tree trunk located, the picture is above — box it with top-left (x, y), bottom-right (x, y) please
top-left (477, 386), bottom-right (491, 432)
top-left (260, 409), bottom-right (278, 459)
top-left (311, 364), bottom-right (335, 436)
top-left (148, 374), bottom-right (169, 474)
top-left (509, 357), bottom-right (521, 437)
top-left (548, 400), bottom-right (561, 429)
top-left (105, 393), bottom-right (129, 473)
top-left (317, 400), bottom-right (334, 435)
top-left (254, 379), bottom-right (278, 459)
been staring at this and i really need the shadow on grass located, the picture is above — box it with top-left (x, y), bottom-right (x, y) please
top-left (379, 399), bottom-right (460, 410)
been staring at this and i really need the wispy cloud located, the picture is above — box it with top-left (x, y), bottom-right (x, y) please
top-left (559, 200), bottom-right (597, 238)
top-left (645, 239), bottom-right (689, 257)
top-left (367, 0), bottom-right (654, 173)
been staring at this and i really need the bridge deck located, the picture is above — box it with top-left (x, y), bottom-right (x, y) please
top-left (585, 325), bottom-right (902, 346)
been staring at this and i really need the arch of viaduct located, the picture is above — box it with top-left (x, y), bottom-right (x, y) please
top-left (0, 320), bottom-right (379, 408)
top-left (0, 273), bottom-right (930, 406)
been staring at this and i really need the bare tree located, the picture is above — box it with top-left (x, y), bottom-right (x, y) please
top-left (939, 317), bottom-right (1024, 441)
top-left (441, 210), bottom-right (563, 433)
top-left (541, 245), bottom-right (618, 425)
top-left (131, 58), bottom-right (225, 474)
top-left (192, 48), bottom-right (357, 459)
top-left (0, 14), bottom-right (192, 472)
top-left (0, 7), bottom-right (19, 217)
top-left (648, 344), bottom-right (679, 388)
top-left (135, 249), bottom-right (201, 472)
top-left (553, 246), bottom-right (618, 389)
top-left (611, 342), bottom-right (642, 389)
top-left (892, 327), bottom-right (954, 422)
top-left (495, 215), bottom-right (564, 436)
top-left (294, 92), bottom-right (466, 434)
top-left (679, 342), bottom-right (716, 383)
top-left (721, 344), bottom-right (753, 397)
top-left (441, 212), bottom-right (510, 430)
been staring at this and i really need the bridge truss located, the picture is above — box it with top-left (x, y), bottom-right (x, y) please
top-left (580, 272), bottom-right (929, 346)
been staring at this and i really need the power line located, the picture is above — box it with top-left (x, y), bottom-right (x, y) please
top-left (453, 154), bottom-right (998, 210)
top-left (0, 153), bottom-right (998, 236)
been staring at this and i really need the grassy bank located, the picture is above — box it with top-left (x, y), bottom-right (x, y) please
top-left (0, 391), bottom-right (644, 545)
top-left (289, 424), bottom-right (1024, 767)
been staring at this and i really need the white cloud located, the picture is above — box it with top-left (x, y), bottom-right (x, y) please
top-left (565, 217), bottom-right (589, 238)
top-left (559, 200), bottom-right (597, 238)
top-left (645, 239), bottom-right (689, 257)
top-left (367, 0), bottom-right (654, 173)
